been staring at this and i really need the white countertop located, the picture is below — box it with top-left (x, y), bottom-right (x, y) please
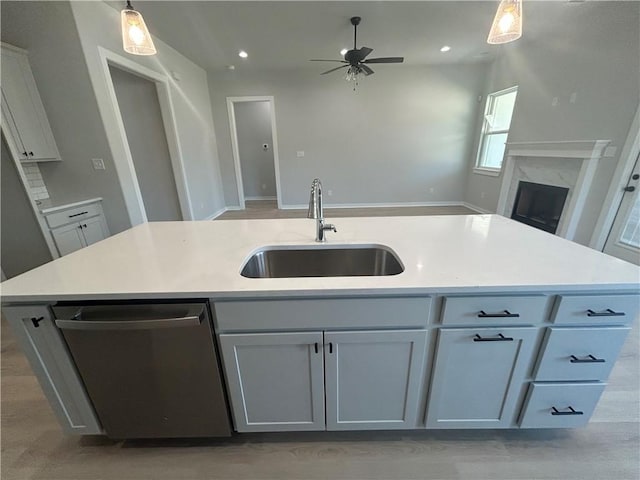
top-left (38, 197), bottom-right (103, 215)
top-left (1, 215), bottom-right (639, 303)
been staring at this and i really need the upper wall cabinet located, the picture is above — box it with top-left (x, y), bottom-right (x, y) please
top-left (0, 43), bottom-right (61, 162)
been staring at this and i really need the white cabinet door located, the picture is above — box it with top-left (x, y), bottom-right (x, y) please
top-left (80, 216), bottom-right (109, 246)
top-left (0, 46), bottom-right (60, 162)
top-left (324, 330), bottom-right (428, 430)
top-left (2, 305), bottom-right (102, 434)
top-left (51, 223), bottom-right (85, 256)
top-left (219, 332), bottom-right (325, 432)
top-left (426, 327), bottom-right (537, 428)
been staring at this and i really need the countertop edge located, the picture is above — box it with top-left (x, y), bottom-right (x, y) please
top-left (3, 282), bottom-right (639, 305)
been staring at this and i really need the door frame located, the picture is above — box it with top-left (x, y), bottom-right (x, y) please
top-left (226, 96), bottom-right (282, 210)
top-left (97, 47), bottom-right (193, 222)
top-left (590, 104), bottom-right (640, 250)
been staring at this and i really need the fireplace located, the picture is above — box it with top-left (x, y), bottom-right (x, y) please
top-left (511, 181), bottom-right (569, 234)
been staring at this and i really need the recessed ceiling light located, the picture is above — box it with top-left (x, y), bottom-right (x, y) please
top-left (440, 46), bottom-right (451, 53)
top-left (340, 48), bottom-right (348, 56)
top-left (238, 50), bottom-right (248, 58)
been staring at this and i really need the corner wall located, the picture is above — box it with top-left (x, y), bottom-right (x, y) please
top-left (209, 63), bottom-right (488, 207)
top-left (464, 1), bottom-right (640, 245)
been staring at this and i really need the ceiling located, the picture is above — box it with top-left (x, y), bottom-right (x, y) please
top-left (106, 1), bottom-right (598, 72)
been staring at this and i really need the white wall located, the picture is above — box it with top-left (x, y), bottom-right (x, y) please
top-left (210, 63), bottom-right (488, 207)
top-left (464, 1), bottom-right (640, 245)
top-left (70, 1), bottom-right (225, 222)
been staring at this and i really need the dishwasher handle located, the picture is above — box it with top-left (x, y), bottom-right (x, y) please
top-left (55, 305), bottom-right (204, 331)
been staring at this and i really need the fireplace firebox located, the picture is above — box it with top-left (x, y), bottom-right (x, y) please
top-left (511, 181), bottom-right (569, 234)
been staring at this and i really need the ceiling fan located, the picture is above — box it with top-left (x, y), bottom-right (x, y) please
top-left (310, 16), bottom-right (405, 80)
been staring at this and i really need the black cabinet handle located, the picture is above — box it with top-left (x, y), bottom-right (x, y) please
top-left (328, 342), bottom-right (333, 354)
top-left (586, 309), bottom-right (625, 317)
top-left (477, 310), bottom-right (520, 318)
top-left (22, 151), bottom-right (28, 157)
top-left (78, 225), bottom-right (83, 229)
top-left (623, 186), bottom-right (636, 192)
top-left (28, 151), bottom-right (34, 156)
top-left (68, 211), bottom-right (89, 218)
top-left (31, 316), bottom-right (44, 328)
top-left (551, 406), bottom-right (583, 416)
top-left (314, 342), bottom-right (318, 354)
top-left (82, 224), bottom-right (87, 228)
top-left (473, 333), bottom-right (514, 342)
top-left (570, 354), bottom-right (605, 363)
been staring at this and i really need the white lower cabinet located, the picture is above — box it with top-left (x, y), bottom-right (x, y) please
top-left (2, 305), bottom-right (102, 434)
top-left (426, 327), bottom-right (537, 428)
top-left (324, 330), bottom-right (428, 430)
top-left (51, 222), bottom-right (86, 256)
top-left (45, 201), bottom-right (110, 256)
top-left (519, 382), bottom-right (606, 428)
top-left (219, 329), bottom-right (428, 433)
top-left (218, 332), bottom-right (325, 432)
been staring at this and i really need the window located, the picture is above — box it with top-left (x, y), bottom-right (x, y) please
top-left (475, 86), bottom-right (518, 173)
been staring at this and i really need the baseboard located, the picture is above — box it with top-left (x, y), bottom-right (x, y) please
top-left (203, 205), bottom-right (243, 220)
top-left (280, 201), bottom-right (471, 210)
top-left (245, 196), bottom-right (276, 201)
top-left (462, 202), bottom-right (494, 214)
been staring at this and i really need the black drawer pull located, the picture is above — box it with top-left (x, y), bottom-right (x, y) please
top-left (31, 316), bottom-right (44, 328)
top-left (473, 333), bottom-right (514, 342)
top-left (314, 342), bottom-right (318, 354)
top-left (68, 211), bottom-right (89, 218)
top-left (570, 354), bottom-right (605, 363)
top-left (586, 309), bottom-right (625, 317)
top-left (477, 310), bottom-right (520, 318)
top-left (551, 406), bottom-right (583, 416)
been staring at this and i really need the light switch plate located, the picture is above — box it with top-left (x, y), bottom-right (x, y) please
top-left (92, 158), bottom-right (105, 170)
top-left (296, 151), bottom-right (305, 158)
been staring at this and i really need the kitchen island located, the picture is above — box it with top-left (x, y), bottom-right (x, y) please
top-left (1, 215), bottom-right (639, 437)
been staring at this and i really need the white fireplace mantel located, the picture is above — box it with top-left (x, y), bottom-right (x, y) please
top-left (496, 140), bottom-right (615, 240)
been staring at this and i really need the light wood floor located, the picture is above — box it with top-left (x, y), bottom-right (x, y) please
top-left (217, 200), bottom-right (476, 220)
top-left (2, 200), bottom-right (639, 479)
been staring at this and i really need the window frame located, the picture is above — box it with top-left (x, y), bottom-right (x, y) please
top-left (473, 85), bottom-right (519, 176)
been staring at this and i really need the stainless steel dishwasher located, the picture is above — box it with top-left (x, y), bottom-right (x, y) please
top-left (53, 301), bottom-right (231, 439)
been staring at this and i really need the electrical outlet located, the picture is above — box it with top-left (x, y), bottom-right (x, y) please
top-left (552, 97), bottom-right (559, 107)
top-left (261, 184), bottom-right (267, 190)
top-left (570, 92), bottom-right (577, 104)
top-left (91, 158), bottom-right (105, 170)
top-left (296, 151), bottom-right (305, 158)
top-left (481, 192), bottom-right (486, 199)
top-left (429, 187), bottom-right (435, 194)
top-left (327, 190), bottom-right (333, 196)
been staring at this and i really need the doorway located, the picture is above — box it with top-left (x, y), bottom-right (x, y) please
top-left (109, 66), bottom-right (182, 221)
top-left (227, 97), bottom-right (281, 209)
top-left (603, 153), bottom-right (640, 264)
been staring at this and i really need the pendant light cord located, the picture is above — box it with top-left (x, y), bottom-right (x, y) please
top-left (126, 0), bottom-right (134, 11)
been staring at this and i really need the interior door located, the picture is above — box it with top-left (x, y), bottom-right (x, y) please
top-left (604, 154), bottom-right (640, 265)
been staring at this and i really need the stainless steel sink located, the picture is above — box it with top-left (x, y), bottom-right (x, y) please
top-left (240, 245), bottom-right (404, 278)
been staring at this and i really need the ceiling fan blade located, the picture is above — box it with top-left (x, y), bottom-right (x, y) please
top-left (363, 57), bottom-right (404, 64)
top-left (360, 64), bottom-right (375, 76)
top-left (321, 65), bottom-right (349, 75)
top-left (358, 47), bottom-right (373, 59)
top-left (310, 59), bottom-right (348, 63)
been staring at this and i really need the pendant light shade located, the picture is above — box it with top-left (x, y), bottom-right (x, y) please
top-left (487, 0), bottom-right (523, 45)
top-left (121, 1), bottom-right (157, 56)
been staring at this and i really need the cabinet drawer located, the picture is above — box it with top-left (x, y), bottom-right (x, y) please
top-left (552, 294), bottom-right (639, 325)
top-left (519, 382), bottom-right (605, 428)
top-left (441, 296), bottom-right (548, 325)
top-left (535, 327), bottom-right (630, 381)
top-left (45, 203), bottom-right (101, 228)
top-left (214, 297), bottom-right (431, 332)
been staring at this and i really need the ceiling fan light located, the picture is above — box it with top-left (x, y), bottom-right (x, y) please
top-left (340, 48), bottom-right (349, 56)
top-left (121, 1), bottom-right (156, 55)
top-left (487, 0), bottom-right (523, 45)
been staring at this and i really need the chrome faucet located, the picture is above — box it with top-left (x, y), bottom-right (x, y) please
top-left (307, 178), bottom-right (337, 242)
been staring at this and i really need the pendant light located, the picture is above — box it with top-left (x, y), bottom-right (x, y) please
top-left (121, 0), bottom-right (157, 55)
top-left (487, 0), bottom-right (523, 45)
